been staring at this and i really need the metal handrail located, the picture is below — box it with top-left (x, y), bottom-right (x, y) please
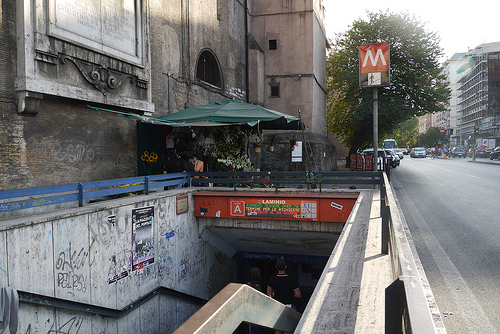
top-left (0, 171), bottom-right (382, 216)
top-left (381, 172), bottom-right (437, 333)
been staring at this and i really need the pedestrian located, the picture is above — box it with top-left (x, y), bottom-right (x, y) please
top-left (192, 154), bottom-right (204, 173)
top-left (267, 259), bottom-right (301, 334)
top-left (247, 267), bottom-right (264, 334)
top-left (192, 154), bottom-right (205, 186)
top-left (163, 152), bottom-right (187, 189)
top-left (248, 267), bottom-right (263, 292)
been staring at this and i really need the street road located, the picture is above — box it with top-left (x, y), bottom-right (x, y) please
top-left (391, 156), bottom-right (500, 334)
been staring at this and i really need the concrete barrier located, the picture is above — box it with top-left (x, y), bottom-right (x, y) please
top-left (0, 188), bottom-right (233, 333)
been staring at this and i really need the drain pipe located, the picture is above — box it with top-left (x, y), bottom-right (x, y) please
top-left (244, 0), bottom-right (249, 102)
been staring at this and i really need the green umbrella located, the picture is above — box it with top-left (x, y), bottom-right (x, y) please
top-left (156, 99), bottom-right (303, 129)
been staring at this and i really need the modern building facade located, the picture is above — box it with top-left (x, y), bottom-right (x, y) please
top-left (456, 42), bottom-right (500, 146)
top-left (420, 43), bottom-right (500, 148)
top-left (444, 52), bottom-right (466, 146)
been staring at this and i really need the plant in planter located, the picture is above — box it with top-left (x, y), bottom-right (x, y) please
top-left (289, 135), bottom-right (298, 151)
top-left (268, 136), bottom-right (276, 152)
top-left (252, 141), bottom-right (262, 153)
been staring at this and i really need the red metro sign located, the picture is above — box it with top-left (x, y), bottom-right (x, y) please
top-left (359, 43), bottom-right (390, 87)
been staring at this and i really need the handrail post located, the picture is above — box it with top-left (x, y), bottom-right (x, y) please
top-left (78, 183), bottom-right (84, 207)
top-left (145, 176), bottom-right (150, 195)
top-left (380, 173), bottom-right (386, 216)
top-left (382, 205), bottom-right (390, 254)
top-left (319, 171), bottom-right (322, 192)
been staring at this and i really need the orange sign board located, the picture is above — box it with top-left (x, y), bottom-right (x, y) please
top-left (359, 43), bottom-right (390, 87)
top-left (194, 192), bottom-right (358, 223)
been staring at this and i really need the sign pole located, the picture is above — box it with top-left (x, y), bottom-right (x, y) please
top-left (373, 87), bottom-right (378, 171)
top-left (359, 43), bottom-right (389, 171)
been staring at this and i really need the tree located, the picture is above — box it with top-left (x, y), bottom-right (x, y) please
top-left (326, 11), bottom-right (451, 153)
top-left (386, 116), bottom-right (419, 148)
top-left (415, 127), bottom-right (445, 147)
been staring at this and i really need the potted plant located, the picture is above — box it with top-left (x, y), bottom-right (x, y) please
top-left (252, 141), bottom-right (262, 153)
top-left (289, 135), bottom-right (298, 151)
top-left (269, 136), bottom-right (276, 152)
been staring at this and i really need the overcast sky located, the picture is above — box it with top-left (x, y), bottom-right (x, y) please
top-left (323, 1), bottom-right (500, 61)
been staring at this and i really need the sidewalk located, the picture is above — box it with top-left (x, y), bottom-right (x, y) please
top-left (467, 158), bottom-right (500, 165)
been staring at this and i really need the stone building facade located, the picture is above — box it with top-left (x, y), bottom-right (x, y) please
top-left (1, 0), bottom-right (331, 191)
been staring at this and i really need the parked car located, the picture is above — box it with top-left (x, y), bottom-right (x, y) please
top-left (451, 147), bottom-right (467, 158)
top-left (362, 148), bottom-right (398, 169)
top-left (476, 146), bottom-right (488, 158)
top-left (391, 149), bottom-right (404, 159)
top-left (388, 150), bottom-right (400, 166)
top-left (410, 147), bottom-right (426, 158)
top-left (490, 146), bottom-right (500, 160)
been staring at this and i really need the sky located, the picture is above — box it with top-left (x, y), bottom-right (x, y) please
top-left (323, 1), bottom-right (500, 61)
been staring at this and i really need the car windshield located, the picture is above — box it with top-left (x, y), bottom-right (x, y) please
top-left (415, 148), bottom-right (425, 151)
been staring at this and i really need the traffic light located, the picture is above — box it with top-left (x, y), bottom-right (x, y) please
top-left (475, 127), bottom-right (479, 134)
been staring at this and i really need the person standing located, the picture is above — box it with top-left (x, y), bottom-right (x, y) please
top-left (267, 259), bottom-right (301, 334)
top-left (247, 267), bottom-right (264, 334)
top-left (192, 154), bottom-right (205, 186)
top-left (192, 154), bottom-right (204, 173)
top-left (163, 153), bottom-right (186, 189)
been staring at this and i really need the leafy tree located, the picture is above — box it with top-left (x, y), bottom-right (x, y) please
top-left (385, 116), bottom-right (419, 148)
top-left (415, 127), bottom-right (445, 147)
top-left (326, 11), bottom-right (450, 154)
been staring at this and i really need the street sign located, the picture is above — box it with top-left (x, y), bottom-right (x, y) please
top-left (440, 128), bottom-right (445, 133)
top-left (359, 43), bottom-right (390, 87)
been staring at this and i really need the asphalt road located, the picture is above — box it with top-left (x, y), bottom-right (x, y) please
top-left (391, 156), bottom-right (500, 334)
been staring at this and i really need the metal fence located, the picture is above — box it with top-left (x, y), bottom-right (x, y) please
top-left (0, 171), bottom-right (382, 215)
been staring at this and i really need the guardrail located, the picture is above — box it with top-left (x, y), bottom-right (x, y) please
top-left (0, 173), bottom-right (189, 216)
top-left (0, 171), bottom-right (382, 216)
top-left (381, 172), bottom-right (437, 333)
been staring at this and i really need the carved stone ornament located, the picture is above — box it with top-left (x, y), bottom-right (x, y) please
top-left (60, 55), bottom-right (146, 96)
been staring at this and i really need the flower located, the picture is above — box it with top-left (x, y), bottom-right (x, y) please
top-left (217, 153), bottom-right (252, 171)
top-left (289, 135), bottom-right (298, 148)
top-left (252, 141), bottom-right (262, 148)
top-left (141, 151), bottom-right (158, 163)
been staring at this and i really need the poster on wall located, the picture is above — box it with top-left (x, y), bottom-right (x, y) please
top-left (107, 214), bottom-right (132, 284)
top-left (132, 206), bottom-right (155, 271)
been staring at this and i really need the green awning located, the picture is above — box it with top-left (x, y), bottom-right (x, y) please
top-left (155, 99), bottom-right (303, 129)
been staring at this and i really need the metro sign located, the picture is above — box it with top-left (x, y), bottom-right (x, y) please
top-left (359, 43), bottom-right (390, 87)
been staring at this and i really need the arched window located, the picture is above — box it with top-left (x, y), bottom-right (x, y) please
top-left (196, 50), bottom-right (222, 88)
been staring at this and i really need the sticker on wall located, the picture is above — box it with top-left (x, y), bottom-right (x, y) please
top-left (132, 206), bottom-right (155, 271)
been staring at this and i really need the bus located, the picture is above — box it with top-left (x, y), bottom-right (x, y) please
top-left (383, 139), bottom-right (397, 149)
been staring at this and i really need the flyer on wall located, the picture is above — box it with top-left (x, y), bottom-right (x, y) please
top-left (132, 206), bottom-right (155, 271)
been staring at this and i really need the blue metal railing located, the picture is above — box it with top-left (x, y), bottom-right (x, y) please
top-left (0, 171), bottom-right (382, 215)
top-left (0, 172), bottom-right (189, 214)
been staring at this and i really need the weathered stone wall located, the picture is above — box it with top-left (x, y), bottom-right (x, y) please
top-left (150, 0), bottom-right (247, 117)
top-left (251, 132), bottom-right (338, 172)
top-left (0, 190), bottom-right (234, 333)
top-left (2, 0), bottom-right (250, 190)
top-left (0, 97), bottom-right (138, 190)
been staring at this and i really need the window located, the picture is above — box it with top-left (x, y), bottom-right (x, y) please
top-left (269, 39), bottom-right (277, 50)
top-left (196, 50), bottom-right (222, 88)
top-left (270, 83), bottom-right (280, 97)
